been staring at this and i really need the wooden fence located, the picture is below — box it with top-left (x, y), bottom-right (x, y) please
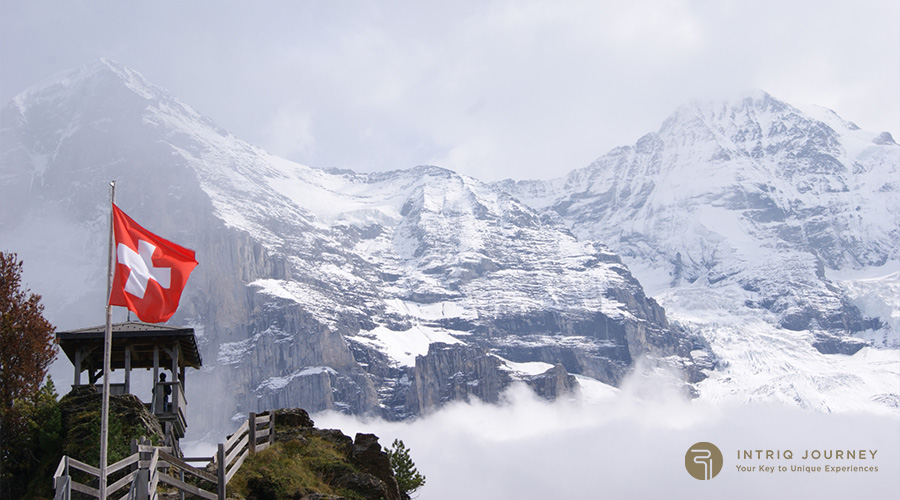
top-left (52, 411), bottom-right (275, 500)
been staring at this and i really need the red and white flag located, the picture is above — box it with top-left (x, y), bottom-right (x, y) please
top-left (109, 203), bottom-right (198, 323)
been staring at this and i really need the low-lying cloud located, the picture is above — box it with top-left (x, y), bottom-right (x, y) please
top-left (314, 380), bottom-right (900, 499)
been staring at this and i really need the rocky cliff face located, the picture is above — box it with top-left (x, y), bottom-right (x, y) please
top-left (1, 60), bottom-right (706, 431)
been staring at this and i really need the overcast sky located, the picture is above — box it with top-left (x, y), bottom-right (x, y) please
top-left (2, 0), bottom-right (898, 181)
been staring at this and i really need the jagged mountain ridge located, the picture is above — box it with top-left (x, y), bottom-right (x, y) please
top-left (501, 91), bottom-right (899, 352)
top-left (0, 59), bottom-right (705, 427)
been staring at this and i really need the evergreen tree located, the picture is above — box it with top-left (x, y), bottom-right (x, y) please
top-left (387, 439), bottom-right (425, 498)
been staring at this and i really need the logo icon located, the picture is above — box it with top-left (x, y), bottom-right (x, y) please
top-left (685, 442), bottom-right (723, 480)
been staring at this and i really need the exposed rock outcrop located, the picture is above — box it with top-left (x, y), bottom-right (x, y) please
top-left (60, 386), bottom-right (164, 464)
top-left (233, 408), bottom-right (402, 500)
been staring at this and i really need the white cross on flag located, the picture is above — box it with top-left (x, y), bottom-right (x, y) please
top-left (109, 203), bottom-right (198, 323)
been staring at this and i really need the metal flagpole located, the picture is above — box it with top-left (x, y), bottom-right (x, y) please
top-left (99, 180), bottom-right (116, 500)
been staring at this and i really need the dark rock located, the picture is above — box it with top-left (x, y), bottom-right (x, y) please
top-left (812, 333), bottom-right (868, 355)
top-left (273, 408), bottom-right (315, 429)
top-left (526, 364), bottom-right (580, 399)
top-left (351, 433), bottom-right (400, 500)
top-left (333, 472), bottom-right (392, 500)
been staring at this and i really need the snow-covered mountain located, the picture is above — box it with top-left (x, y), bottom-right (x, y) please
top-left (0, 60), bottom-right (707, 429)
top-left (501, 91), bottom-right (900, 411)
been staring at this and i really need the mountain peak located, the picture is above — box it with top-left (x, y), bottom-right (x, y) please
top-left (9, 58), bottom-right (166, 114)
top-left (662, 90), bottom-right (794, 130)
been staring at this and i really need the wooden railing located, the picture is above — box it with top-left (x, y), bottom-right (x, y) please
top-left (52, 411), bottom-right (275, 500)
top-left (153, 382), bottom-right (187, 441)
top-left (52, 451), bottom-right (141, 500)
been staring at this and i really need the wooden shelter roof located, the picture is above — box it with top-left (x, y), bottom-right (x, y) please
top-left (57, 321), bottom-right (202, 370)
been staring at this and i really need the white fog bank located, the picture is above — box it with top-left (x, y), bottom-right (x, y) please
top-left (315, 383), bottom-right (900, 500)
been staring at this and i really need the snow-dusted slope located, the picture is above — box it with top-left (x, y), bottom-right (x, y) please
top-left (501, 91), bottom-right (900, 412)
top-left (1, 60), bottom-right (705, 427)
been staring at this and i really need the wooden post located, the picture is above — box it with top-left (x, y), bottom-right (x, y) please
top-left (73, 349), bottom-right (82, 386)
top-left (135, 468), bottom-right (149, 500)
top-left (248, 412), bottom-right (257, 454)
top-left (152, 346), bottom-right (159, 412)
top-left (216, 443), bottom-right (226, 500)
top-left (170, 343), bottom-right (180, 382)
top-left (124, 346), bottom-right (132, 394)
top-left (54, 475), bottom-right (70, 500)
top-left (269, 412), bottom-right (275, 446)
top-left (100, 180), bottom-right (116, 500)
top-left (54, 457), bottom-right (70, 500)
top-left (130, 439), bottom-right (138, 475)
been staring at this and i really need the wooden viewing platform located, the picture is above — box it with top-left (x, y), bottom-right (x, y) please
top-left (56, 321), bottom-right (203, 449)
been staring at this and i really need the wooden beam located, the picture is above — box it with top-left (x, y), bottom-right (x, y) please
top-left (153, 346), bottom-right (159, 413)
top-left (249, 412), bottom-right (257, 455)
top-left (70, 480), bottom-right (100, 498)
top-left (225, 434), bottom-right (248, 467)
top-left (66, 457), bottom-right (100, 476)
top-left (74, 348), bottom-right (82, 385)
top-left (124, 345), bottom-right (132, 394)
top-left (217, 444), bottom-right (226, 500)
top-left (158, 451), bottom-right (219, 484)
top-left (158, 472), bottom-right (218, 500)
top-left (224, 449), bottom-right (249, 485)
top-left (106, 470), bottom-right (138, 497)
top-left (171, 343), bottom-right (180, 381)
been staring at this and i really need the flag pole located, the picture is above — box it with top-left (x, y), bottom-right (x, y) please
top-left (99, 180), bottom-right (116, 500)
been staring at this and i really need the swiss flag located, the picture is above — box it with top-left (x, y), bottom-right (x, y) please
top-left (109, 204), bottom-right (198, 323)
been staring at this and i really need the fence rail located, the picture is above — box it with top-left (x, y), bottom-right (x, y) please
top-left (52, 411), bottom-right (275, 500)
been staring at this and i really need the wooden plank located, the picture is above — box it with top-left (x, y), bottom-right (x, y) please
top-left (254, 414), bottom-right (270, 425)
top-left (249, 412), bottom-right (257, 454)
top-left (181, 456), bottom-right (214, 463)
top-left (149, 448), bottom-right (159, 476)
top-left (269, 413), bottom-right (275, 446)
top-left (225, 434), bottom-right (248, 467)
top-left (217, 444), bottom-right (226, 500)
top-left (138, 445), bottom-right (172, 454)
top-left (53, 476), bottom-right (70, 500)
top-left (107, 470), bottom-right (137, 496)
top-left (70, 480), bottom-right (100, 498)
top-left (224, 449), bottom-right (249, 485)
top-left (159, 451), bottom-right (218, 484)
top-left (158, 473), bottom-right (218, 500)
top-left (66, 457), bottom-right (100, 477)
top-left (255, 441), bottom-right (270, 452)
top-left (149, 472), bottom-right (159, 498)
top-left (53, 456), bottom-right (67, 479)
top-left (107, 453), bottom-right (139, 475)
top-left (224, 420), bottom-right (249, 451)
top-left (258, 426), bottom-right (272, 443)
top-left (140, 460), bottom-right (173, 469)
